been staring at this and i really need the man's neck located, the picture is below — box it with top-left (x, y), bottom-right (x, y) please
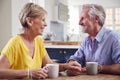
top-left (89, 25), bottom-right (102, 41)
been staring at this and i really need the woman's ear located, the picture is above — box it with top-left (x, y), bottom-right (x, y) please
top-left (26, 17), bottom-right (33, 27)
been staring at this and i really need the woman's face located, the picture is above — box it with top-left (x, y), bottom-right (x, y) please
top-left (31, 15), bottom-right (47, 35)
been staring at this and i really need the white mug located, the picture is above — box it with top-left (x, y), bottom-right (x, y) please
top-left (86, 62), bottom-right (98, 75)
top-left (46, 64), bottom-right (59, 78)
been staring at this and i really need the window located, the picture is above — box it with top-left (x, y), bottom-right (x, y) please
top-left (67, 5), bottom-right (88, 41)
top-left (68, 5), bottom-right (80, 34)
top-left (105, 8), bottom-right (120, 32)
top-left (29, 0), bottom-right (45, 8)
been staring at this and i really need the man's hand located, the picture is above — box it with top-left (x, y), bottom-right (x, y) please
top-left (66, 60), bottom-right (86, 76)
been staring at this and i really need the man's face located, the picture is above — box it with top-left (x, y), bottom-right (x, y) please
top-left (79, 8), bottom-right (96, 34)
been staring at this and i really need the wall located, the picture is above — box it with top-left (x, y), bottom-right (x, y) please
top-left (44, 0), bottom-right (68, 41)
top-left (44, 0), bottom-right (54, 35)
top-left (68, 0), bottom-right (120, 7)
top-left (11, 0), bottom-right (30, 36)
top-left (0, 0), bottom-right (31, 50)
top-left (0, 0), bottom-right (12, 51)
top-left (50, 22), bottom-right (64, 41)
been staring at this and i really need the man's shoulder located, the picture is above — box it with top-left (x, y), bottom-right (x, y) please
top-left (109, 30), bottom-right (120, 38)
top-left (103, 27), bottom-right (120, 37)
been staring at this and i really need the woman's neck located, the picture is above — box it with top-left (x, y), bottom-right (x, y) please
top-left (21, 29), bottom-right (36, 43)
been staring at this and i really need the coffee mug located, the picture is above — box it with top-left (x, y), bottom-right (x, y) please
top-left (86, 62), bottom-right (98, 75)
top-left (46, 64), bottom-right (59, 78)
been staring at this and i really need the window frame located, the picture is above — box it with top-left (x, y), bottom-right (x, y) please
top-left (105, 7), bottom-right (120, 32)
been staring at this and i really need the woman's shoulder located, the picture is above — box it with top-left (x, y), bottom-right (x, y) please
top-left (35, 36), bottom-right (44, 41)
top-left (1, 35), bottom-right (22, 53)
top-left (35, 36), bottom-right (45, 47)
top-left (9, 35), bottom-right (21, 43)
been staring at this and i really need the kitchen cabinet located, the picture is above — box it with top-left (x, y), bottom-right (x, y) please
top-left (45, 46), bottom-right (78, 63)
top-left (51, 0), bottom-right (69, 22)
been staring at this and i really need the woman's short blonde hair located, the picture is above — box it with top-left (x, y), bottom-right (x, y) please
top-left (19, 3), bottom-right (47, 28)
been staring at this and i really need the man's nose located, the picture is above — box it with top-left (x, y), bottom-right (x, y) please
top-left (79, 20), bottom-right (83, 26)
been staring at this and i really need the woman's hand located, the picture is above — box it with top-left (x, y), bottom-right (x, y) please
top-left (30, 68), bottom-right (48, 79)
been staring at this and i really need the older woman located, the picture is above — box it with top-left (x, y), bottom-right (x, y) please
top-left (0, 3), bottom-right (81, 79)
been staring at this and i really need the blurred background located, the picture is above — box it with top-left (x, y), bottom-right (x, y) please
top-left (0, 0), bottom-right (120, 50)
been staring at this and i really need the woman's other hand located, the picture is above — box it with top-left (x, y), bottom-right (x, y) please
top-left (30, 68), bottom-right (48, 79)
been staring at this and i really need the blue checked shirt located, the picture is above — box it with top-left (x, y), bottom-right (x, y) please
top-left (69, 27), bottom-right (120, 67)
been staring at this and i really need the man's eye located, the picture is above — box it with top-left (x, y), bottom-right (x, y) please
top-left (80, 17), bottom-right (83, 21)
top-left (42, 19), bottom-right (45, 21)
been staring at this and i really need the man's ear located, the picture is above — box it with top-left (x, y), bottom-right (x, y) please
top-left (26, 17), bottom-right (33, 27)
top-left (95, 16), bottom-right (99, 23)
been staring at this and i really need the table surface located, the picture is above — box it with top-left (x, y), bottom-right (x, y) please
top-left (46, 72), bottom-right (120, 80)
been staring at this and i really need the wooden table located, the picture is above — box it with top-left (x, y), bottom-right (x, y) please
top-left (46, 72), bottom-right (120, 80)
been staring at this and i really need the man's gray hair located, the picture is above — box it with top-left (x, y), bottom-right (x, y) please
top-left (82, 4), bottom-right (106, 26)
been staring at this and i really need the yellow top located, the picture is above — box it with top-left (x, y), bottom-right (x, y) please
top-left (1, 35), bottom-right (47, 70)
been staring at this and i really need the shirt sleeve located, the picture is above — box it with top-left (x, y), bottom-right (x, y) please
top-left (1, 38), bottom-right (15, 66)
top-left (112, 34), bottom-right (120, 63)
top-left (69, 40), bottom-right (86, 67)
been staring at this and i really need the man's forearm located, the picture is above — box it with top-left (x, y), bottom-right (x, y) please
top-left (100, 64), bottom-right (120, 75)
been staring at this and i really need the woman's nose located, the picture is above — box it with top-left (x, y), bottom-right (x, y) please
top-left (44, 22), bottom-right (47, 27)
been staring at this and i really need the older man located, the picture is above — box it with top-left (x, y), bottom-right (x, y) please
top-left (67, 4), bottom-right (120, 75)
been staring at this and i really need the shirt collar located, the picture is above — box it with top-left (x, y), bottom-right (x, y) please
top-left (86, 26), bottom-right (107, 43)
top-left (95, 27), bottom-right (106, 42)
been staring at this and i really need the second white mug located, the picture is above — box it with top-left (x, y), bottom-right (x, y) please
top-left (86, 62), bottom-right (98, 75)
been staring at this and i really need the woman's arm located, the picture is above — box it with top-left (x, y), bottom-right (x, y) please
top-left (42, 53), bottom-right (53, 67)
top-left (42, 53), bottom-right (82, 74)
top-left (0, 54), bottom-right (27, 79)
top-left (0, 69), bottom-right (27, 79)
top-left (0, 54), bottom-right (48, 79)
